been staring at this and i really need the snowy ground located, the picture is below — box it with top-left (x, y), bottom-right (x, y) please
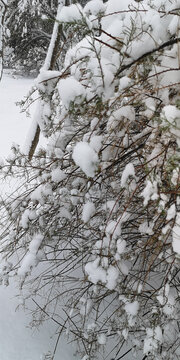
top-left (0, 71), bottom-right (76, 360)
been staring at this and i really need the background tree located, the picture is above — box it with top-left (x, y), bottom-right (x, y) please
top-left (4, 0), bottom-right (58, 75)
top-left (4, 0), bottom-right (90, 75)
top-left (0, 1), bottom-right (180, 360)
top-left (0, 0), bottom-right (7, 79)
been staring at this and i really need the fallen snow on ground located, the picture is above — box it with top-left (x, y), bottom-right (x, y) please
top-left (0, 71), bottom-right (76, 360)
top-left (0, 71), bottom-right (32, 157)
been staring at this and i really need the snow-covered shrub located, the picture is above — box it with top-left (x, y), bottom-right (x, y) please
top-left (0, 1), bottom-right (180, 359)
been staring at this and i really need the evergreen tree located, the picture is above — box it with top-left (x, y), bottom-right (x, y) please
top-left (4, 0), bottom-right (91, 75)
top-left (4, 0), bottom-right (58, 75)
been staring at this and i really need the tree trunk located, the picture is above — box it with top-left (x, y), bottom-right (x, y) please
top-left (28, 3), bottom-right (64, 160)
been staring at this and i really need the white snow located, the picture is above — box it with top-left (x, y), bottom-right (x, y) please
top-left (85, 258), bottom-right (107, 285)
top-left (57, 4), bottom-right (83, 23)
top-left (166, 204), bottom-right (176, 221)
top-left (30, 185), bottom-right (44, 203)
top-left (36, 69), bottom-right (61, 84)
top-left (51, 168), bottom-right (67, 182)
top-left (103, 200), bottom-right (118, 213)
top-left (171, 167), bottom-right (179, 186)
top-left (72, 141), bottom-right (99, 177)
top-left (97, 333), bottom-right (107, 345)
top-left (107, 106), bottom-right (135, 132)
top-left (139, 221), bottom-right (154, 235)
top-left (29, 233), bottom-right (43, 254)
top-left (143, 326), bottom-right (163, 355)
top-left (106, 220), bottom-right (121, 239)
top-left (119, 76), bottom-right (132, 90)
top-left (58, 77), bottom-right (86, 108)
top-left (121, 163), bottom-right (135, 188)
top-left (18, 235), bottom-right (43, 279)
top-left (162, 105), bottom-right (180, 147)
top-left (18, 251), bottom-right (37, 277)
top-left (162, 105), bottom-right (180, 124)
top-left (168, 15), bottom-right (179, 35)
top-left (82, 201), bottom-right (95, 223)
top-left (163, 294), bottom-right (175, 316)
top-left (116, 238), bottom-right (126, 255)
top-left (85, 260), bottom-right (120, 290)
top-left (1, 2), bottom-right (180, 359)
top-left (141, 180), bottom-right (159, 206)
top-left (0, 282), bottom-right (75, 360)
top-left (106, 265), bottom-right (119, 290)
top-left (89, 135), bottom-right (103, 153)
top-left (20, 209), bottom-right (30, 229)
top-left (124, 300), bottom-right (139, 326)
top-left (0, 71), bottom-right (32, 157)
top-left (124, 301), bottom-right (139, 317)
top-left (102, 0), bottom-right (132, 28)
top-left (119, 261), bottom-right (129, 275)
top-left (172, 212), bottom-right (180, 255)
top-left (84, 0), bottom-right (105, 16)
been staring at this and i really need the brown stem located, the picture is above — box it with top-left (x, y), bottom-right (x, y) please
top-left (116, 37), bottom-right (180, 77)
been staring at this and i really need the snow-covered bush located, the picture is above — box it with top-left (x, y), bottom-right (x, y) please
top-left (0, 1), bottom-right (180, 359)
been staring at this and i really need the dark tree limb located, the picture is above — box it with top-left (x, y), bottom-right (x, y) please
top-left (28, 10), bottom-right (63, 161)
top-left (28, 124), bottom-right (40, 161)
top-left (116, 36), bottom-right (180, 77)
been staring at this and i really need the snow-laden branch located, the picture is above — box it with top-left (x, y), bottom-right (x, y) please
top-left (116, 36), bottom-right (180, 77)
